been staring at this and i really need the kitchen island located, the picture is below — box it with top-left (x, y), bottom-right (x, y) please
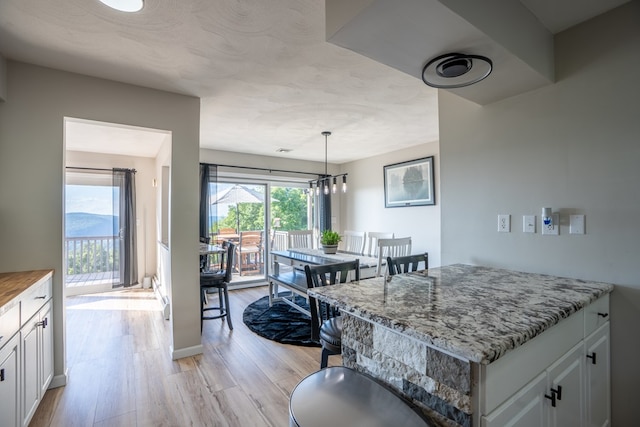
top-left (308, 264), bottom-right (613, 427)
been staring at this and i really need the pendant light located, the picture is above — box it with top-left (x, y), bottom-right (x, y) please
top-left (310, 131), bottom-right (347, 196)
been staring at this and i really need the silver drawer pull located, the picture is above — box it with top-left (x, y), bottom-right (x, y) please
top-left (597, 312), bottom-right (608, 318)
top-left (35, 295), bottom-right (47, 300)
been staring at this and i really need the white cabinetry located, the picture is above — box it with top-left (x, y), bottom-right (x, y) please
top-left (0, 334), bottom-right (20, 427)
top-left (481, 293), bottom-right (610, 427)
top-left (585, 323), bottom-right (610, 427)
top-left (0, 271), bottom-right (53, 427)
top-left (21, 300), bottom-right (53, 427)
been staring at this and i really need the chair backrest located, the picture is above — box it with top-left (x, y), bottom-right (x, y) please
top-left (387, 253), bottom-right (428, 276)
top-left (365, 232), bottom-right (394, 257)
top-left (305, 260), bottom-right (360, 341)
top-left (223, 242), bottom-right (236, 283)
top-left (239, 231), bottom-right (262, 248)
top-left (376, 237), bottom-right (412, 276)
top-left (271, 230), bottom-right (289, 251)
top-left (219, 227), bottom-right (236, 235)
top-left (340, 230), bottom-right (366, 255)
top-left (288, 229), bottom-right (314, 249)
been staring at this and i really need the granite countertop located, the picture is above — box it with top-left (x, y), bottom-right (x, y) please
top-left (308, 264), bottom-right (614, 365)
top-left (0, 270), bottom-right (54, 311)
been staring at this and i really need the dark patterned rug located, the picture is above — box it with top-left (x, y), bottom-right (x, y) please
top-left (242, 294), bottom-right (320, 347)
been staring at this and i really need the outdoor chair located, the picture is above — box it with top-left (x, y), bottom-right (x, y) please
top-left (304, 260), bottom-right (360, 368)
top-left (236, 231), bottom-right (263, 275)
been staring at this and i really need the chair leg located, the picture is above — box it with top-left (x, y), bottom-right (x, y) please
top-left (320, 347), bottom-right (330, 369)
top-left (223, 284), bottom-right (233, 330)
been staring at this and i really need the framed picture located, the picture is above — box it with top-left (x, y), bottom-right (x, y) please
top-left (384, 156), bottom-right (435, 208)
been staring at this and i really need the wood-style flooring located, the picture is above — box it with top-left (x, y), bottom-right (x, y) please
top-left (30, 286), bottom-right (336, 427)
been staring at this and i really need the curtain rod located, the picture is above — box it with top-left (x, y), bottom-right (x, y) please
top-left (203, 162), bottom-right (328, 178)
top-left (66, 166), bottom-right (136, 173)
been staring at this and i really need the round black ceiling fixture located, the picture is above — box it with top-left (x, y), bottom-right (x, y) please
top-left (422, 53), bottom-right (492, 88)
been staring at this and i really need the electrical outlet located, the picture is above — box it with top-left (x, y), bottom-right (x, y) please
top-left (498, 214), bottom-right (511, 232)
top-left (523, 215), bottom-right (536, 233)
top-left (541, 213), bottom-right (559, 235)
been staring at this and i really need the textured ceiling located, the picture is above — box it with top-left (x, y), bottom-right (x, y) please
top-left (0, 0), bottom-right (629, 163)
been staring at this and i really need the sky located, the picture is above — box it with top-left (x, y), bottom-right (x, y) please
top-left (65, 185), bottom-right (117, 215)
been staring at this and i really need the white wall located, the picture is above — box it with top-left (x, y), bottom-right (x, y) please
top-left (0, 62), bottom-right (201, 379)
top-left (439, 3), bottom-right (639, 424)
top-left (65, 150), bottom-right (158, 284)
top-left (340, 141), bottom-right (441, 266)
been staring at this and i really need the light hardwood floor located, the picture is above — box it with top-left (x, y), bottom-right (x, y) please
top-left (30, 286), bottom-right (336, 427)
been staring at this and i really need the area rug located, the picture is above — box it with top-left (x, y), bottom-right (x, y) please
top-left (242, 294), bottom-right (320, 347)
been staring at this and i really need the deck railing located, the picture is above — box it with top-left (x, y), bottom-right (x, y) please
top-left (65, 236), bottom-right (120, 283)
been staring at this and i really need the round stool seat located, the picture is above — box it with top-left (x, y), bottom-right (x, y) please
top-left (319, 317), bottom-right (342, 351)
top-left (289, 366), bottom-right (430, 427)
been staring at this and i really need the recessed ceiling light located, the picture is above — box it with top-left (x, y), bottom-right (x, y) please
top-left (98, 0), bottom-right (144, 12)
top-left (422, 53), bottom-right (492, 88)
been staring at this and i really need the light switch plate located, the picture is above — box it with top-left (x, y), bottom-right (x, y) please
top-left (570, 215), bottom-right (585, 234)
top-left (523, 215), bottom-right (536, 233)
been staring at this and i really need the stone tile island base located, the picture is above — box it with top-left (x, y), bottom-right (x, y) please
top-left (341, 314), bottom-right (471, 427)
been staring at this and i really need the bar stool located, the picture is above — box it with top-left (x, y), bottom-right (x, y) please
top-left (289, 366), bottom-right (430, 427)
top-left (200, 242), bottom-right (235, 332)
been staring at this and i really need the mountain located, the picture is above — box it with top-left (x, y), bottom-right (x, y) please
top-left (65, 212), bottom-right (118, 238)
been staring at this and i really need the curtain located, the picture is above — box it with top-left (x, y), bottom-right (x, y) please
top-left (199, 163), bottom-right (218, 241)
top-left (318, 175), bottom-right (332, 232)
top-left (113, 168), bottom-right (138, 286)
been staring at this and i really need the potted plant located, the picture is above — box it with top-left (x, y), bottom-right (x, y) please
top-left (320, 230), bottom-right (342, 254)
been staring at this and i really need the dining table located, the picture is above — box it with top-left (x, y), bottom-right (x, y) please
top-left (268, 248), bottom-right (382, 316)
top-left (199, 243), bottom-right (226, 271)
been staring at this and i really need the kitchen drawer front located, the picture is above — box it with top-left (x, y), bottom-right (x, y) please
top-left (21, 277), bottom-right (52, 326)
top-left (0, 303), bottom-right (20, 350)
top-left (584, 293), bottom-right (609, 337)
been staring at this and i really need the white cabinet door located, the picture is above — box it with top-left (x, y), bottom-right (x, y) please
top-left (585, 323), bottom-right (610, 427)
top-left (482, 372), bottom-right (547, 427)
top-left (21, 319), bottom-right (39, 427)
top-left (39, 302), bottom-right (54, 396)
top-left (547, 343), bottom-right (584, 427)
top-left (0, 335), bottom-right (20, 427)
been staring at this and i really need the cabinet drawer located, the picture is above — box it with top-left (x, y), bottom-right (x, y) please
top-left (584, 293), bottom-right (609, 337)
top-left (21, 277), bottom-right (52, 326)
top-left (0, 303), bottom-right (20, 349)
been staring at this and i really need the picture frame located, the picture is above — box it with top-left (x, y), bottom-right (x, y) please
top-left (383, 156), bottom-right (435, 208)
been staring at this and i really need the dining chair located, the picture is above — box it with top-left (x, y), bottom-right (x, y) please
top-left (288, 229), bottom-right (314, 249)
top-left (271, 230), bottom-right (289, 251)
top-left (304, 260), bottom-right (360, 369)
top-left (340, 230), bottom-right (366, 255)
top-left (376, 237), bottom-right (412, 277)
top-left (365, 232), bottom-right (394, 257)
top-left (200, 242), bottom-right (235, 332)
top-left (387, 253), bottom-right (428, 276)
top-left (236, 231), bottom-right (262, 275)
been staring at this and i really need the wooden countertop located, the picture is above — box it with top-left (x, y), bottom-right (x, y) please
top-left (0, 270), bottom-right (54, 309)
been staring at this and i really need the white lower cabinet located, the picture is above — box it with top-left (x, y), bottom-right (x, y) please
top-left (585, 323), bottom-right (610, 427)
top-left (482, 295), bottom-right (610, 427)
top-left (21, 300), bottom-right (54, 427)
top-left (0, 334), bottom-right (20, 427)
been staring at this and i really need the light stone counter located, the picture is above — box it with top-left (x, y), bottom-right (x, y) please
top-left (308, 264), bottom-right (614, 427)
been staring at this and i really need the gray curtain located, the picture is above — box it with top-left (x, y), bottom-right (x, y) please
top-left (318, 175), bottom-right (332, 232)
top-left (113, 168), bottom-right (138, 286)
top-left (199, 163), bottom-right (218, 241)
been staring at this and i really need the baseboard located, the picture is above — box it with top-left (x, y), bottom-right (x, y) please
top-left (170, 344), bottom-right (204, 360)
top-left (49, 371), bottom-right (68, 389)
